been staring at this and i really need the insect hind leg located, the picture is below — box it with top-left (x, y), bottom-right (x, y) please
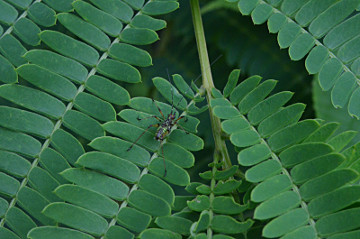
top-left (137, 115), bottom-right (161, 122)
top-left (127, 123), bottom-right (159, 151)
top-left (161, 145), bottom-right (167, 177)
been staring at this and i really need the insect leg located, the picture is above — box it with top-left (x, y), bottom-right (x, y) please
top-left (166, 68), bottom-right (175, 113)
top-left (174, 115), bottom-right (187, 124)
top-left (161, 144), bottom-right (167, 177)
top-left (127, 124), bottom-right (159, 151)
top-left (176, 124), bottom-right (190, 135)
top-left (137, 115), bottom-right (161, 121)
top-left (152, 99), bottom-right (165, 119)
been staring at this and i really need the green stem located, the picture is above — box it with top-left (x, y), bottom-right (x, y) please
top-left (190, 0), bottom-right (232, 169)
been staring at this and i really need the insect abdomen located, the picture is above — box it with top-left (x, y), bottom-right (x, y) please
top-left (155, 127), bottom-right (169, 141)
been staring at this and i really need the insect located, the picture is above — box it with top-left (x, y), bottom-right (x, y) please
top-left (126, 55), bottom-right (222, 176)
top-left (126, 82), bottom-right (188, 177)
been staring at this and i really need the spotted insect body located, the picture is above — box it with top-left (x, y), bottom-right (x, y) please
top-left (155, 113), bottom-right (176, 141)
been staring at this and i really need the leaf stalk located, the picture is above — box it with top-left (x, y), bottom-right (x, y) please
top-left (190, 0), bottom-right (232, 169)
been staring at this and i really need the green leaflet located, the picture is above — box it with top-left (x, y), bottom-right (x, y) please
top-left (0, 84), bottom-right (66, 119)
top-left (120, 28), bottom-right (159, 45)
top-left (290, 153), bottom-right (345, 184)
top-left (316, 208), bottom-right (360, 237)
top-left (0, 106), bottom-right (54, 138)
top-left (54, 184), bottom-right (119, 218)
top-left (97, 59), bottom-right (141, 83)
top-left (268, 13), bottom-right (286, 33)
top-left (76, 151), bottom-right (140, 183)
top-left (39, 148), bottom-right (70, 184)
top-left (308, 186), bottom-right (360, 218)
top-left (299, 169), bottom-right (358, 201)
top-left (28, 226), bottom-right (94, 239)
top-left (211, 216), bottom-right (253, 234)
top-left (89, 136), bottom-right (150, 167)
top-left (153, 76), bottom-right (188, 110)
top-left (42, 203), bottom-right (108, 236)
top-left (6, 207), bottom-right (37, 238)
top-left (57, 13), bottom-right (110, 51)
top-left (17, 187), bottom-right (55, 225)
top-left (131, 14), bottom-right (167, 31)
top-left (148, 157), bottom-right (190, 186)
top-left (0, 172), bottom-right (20, 197)
top-left (13, 18), bottom-right (40, 46)
top-left (279, 142), bottom-right (334, 167)
top-left (247, 91), bottom-right (293, 125)
top-left (331, 72), bottom-right (357, 108)
top-left (0, 128), bottom-right (41, 157)
top-left (73, 0), bottom-right (123, 37)
top-left (105, 226), bottom-right (134, 239)
top-left (24, 50), bottom-right (88, 84)
top-left (28, 167), bottom-right (61, 202)
top-left (0, 1), bottom-right (18, 25)
top-left (0, 150), bottom-right (31, 178)
top-left (28, 2), bottom-right (56, 27)
top-left (89, 0), bottom-right (133, 22)
top-left (40, 30), bottom-right (99, 66)
top-left (17, 64), bottom-right (77, 102)
top-left (117, 207), bottom-right (151, 233)
top-left (251, 174), bottom-right (292, 203)
top-left (43, 0), bottom-right (73, 12)
top-left (74, 92), bottom-right (116, 122)
top-left (263, 208), bottom-right (309, 238)
top-left (0, 35), bottom-right (27, 67)
top-left (138, 174), bottom-right (175, 206)
top-left (155, 216), bottom-right (192, 236)
top-left (212, 196), bottom-right (248, 214)
top-left (63, 110), bottom-right (105, 141)
top-left (230, 75), bottom-right (262, 105)
top-left (85, 75), bottom-right (130, 105)
top-left (172, 74), bottom-right (195, 99)
top-left (128, 190), bottom-right (171, 217)
top-left (109, 43), bottom-right (152, 67)
top-left (238, 143), bottom-right (271, 166)
top-left (251, 3), bottom-right (273, 25)
top-left (139, 228), bottom-right (181, 239)
top-left (142, 2), bottom-right (179, 16)
top-left (254, 191), bottom-right (301, 220)
top-left (0, 55), bottom-right (17, 84)
top-left (51, 129), bottom-right (85, 165)
top-left (61, 168), bottom-right (129, 200)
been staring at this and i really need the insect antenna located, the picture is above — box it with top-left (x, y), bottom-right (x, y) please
top-left (174, 54), bottom-right (223, 109)
top-left (166, 68), bottom-right (175, 115)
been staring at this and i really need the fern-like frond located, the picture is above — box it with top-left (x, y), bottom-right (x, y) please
top-left (210, 70), bottom-right (360, 238)
top-left (234, 0), bottom-right (360, 119)
top-left (0, 1), bottom-right (181, 238)
top-left (151, 70), bottom-right (252, 239)
top-left (29, 74), bottom-right (205, 239)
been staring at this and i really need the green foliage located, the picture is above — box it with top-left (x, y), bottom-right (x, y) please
top-left (1, 0), bottom-right (360, 239)
top-left (235, 0), bottom-right (360, 120)
top-left (210, 73), bottom-right (360, 238)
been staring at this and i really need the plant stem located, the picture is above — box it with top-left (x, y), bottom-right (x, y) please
top-left (190, 0), bottom-right (232, 169)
